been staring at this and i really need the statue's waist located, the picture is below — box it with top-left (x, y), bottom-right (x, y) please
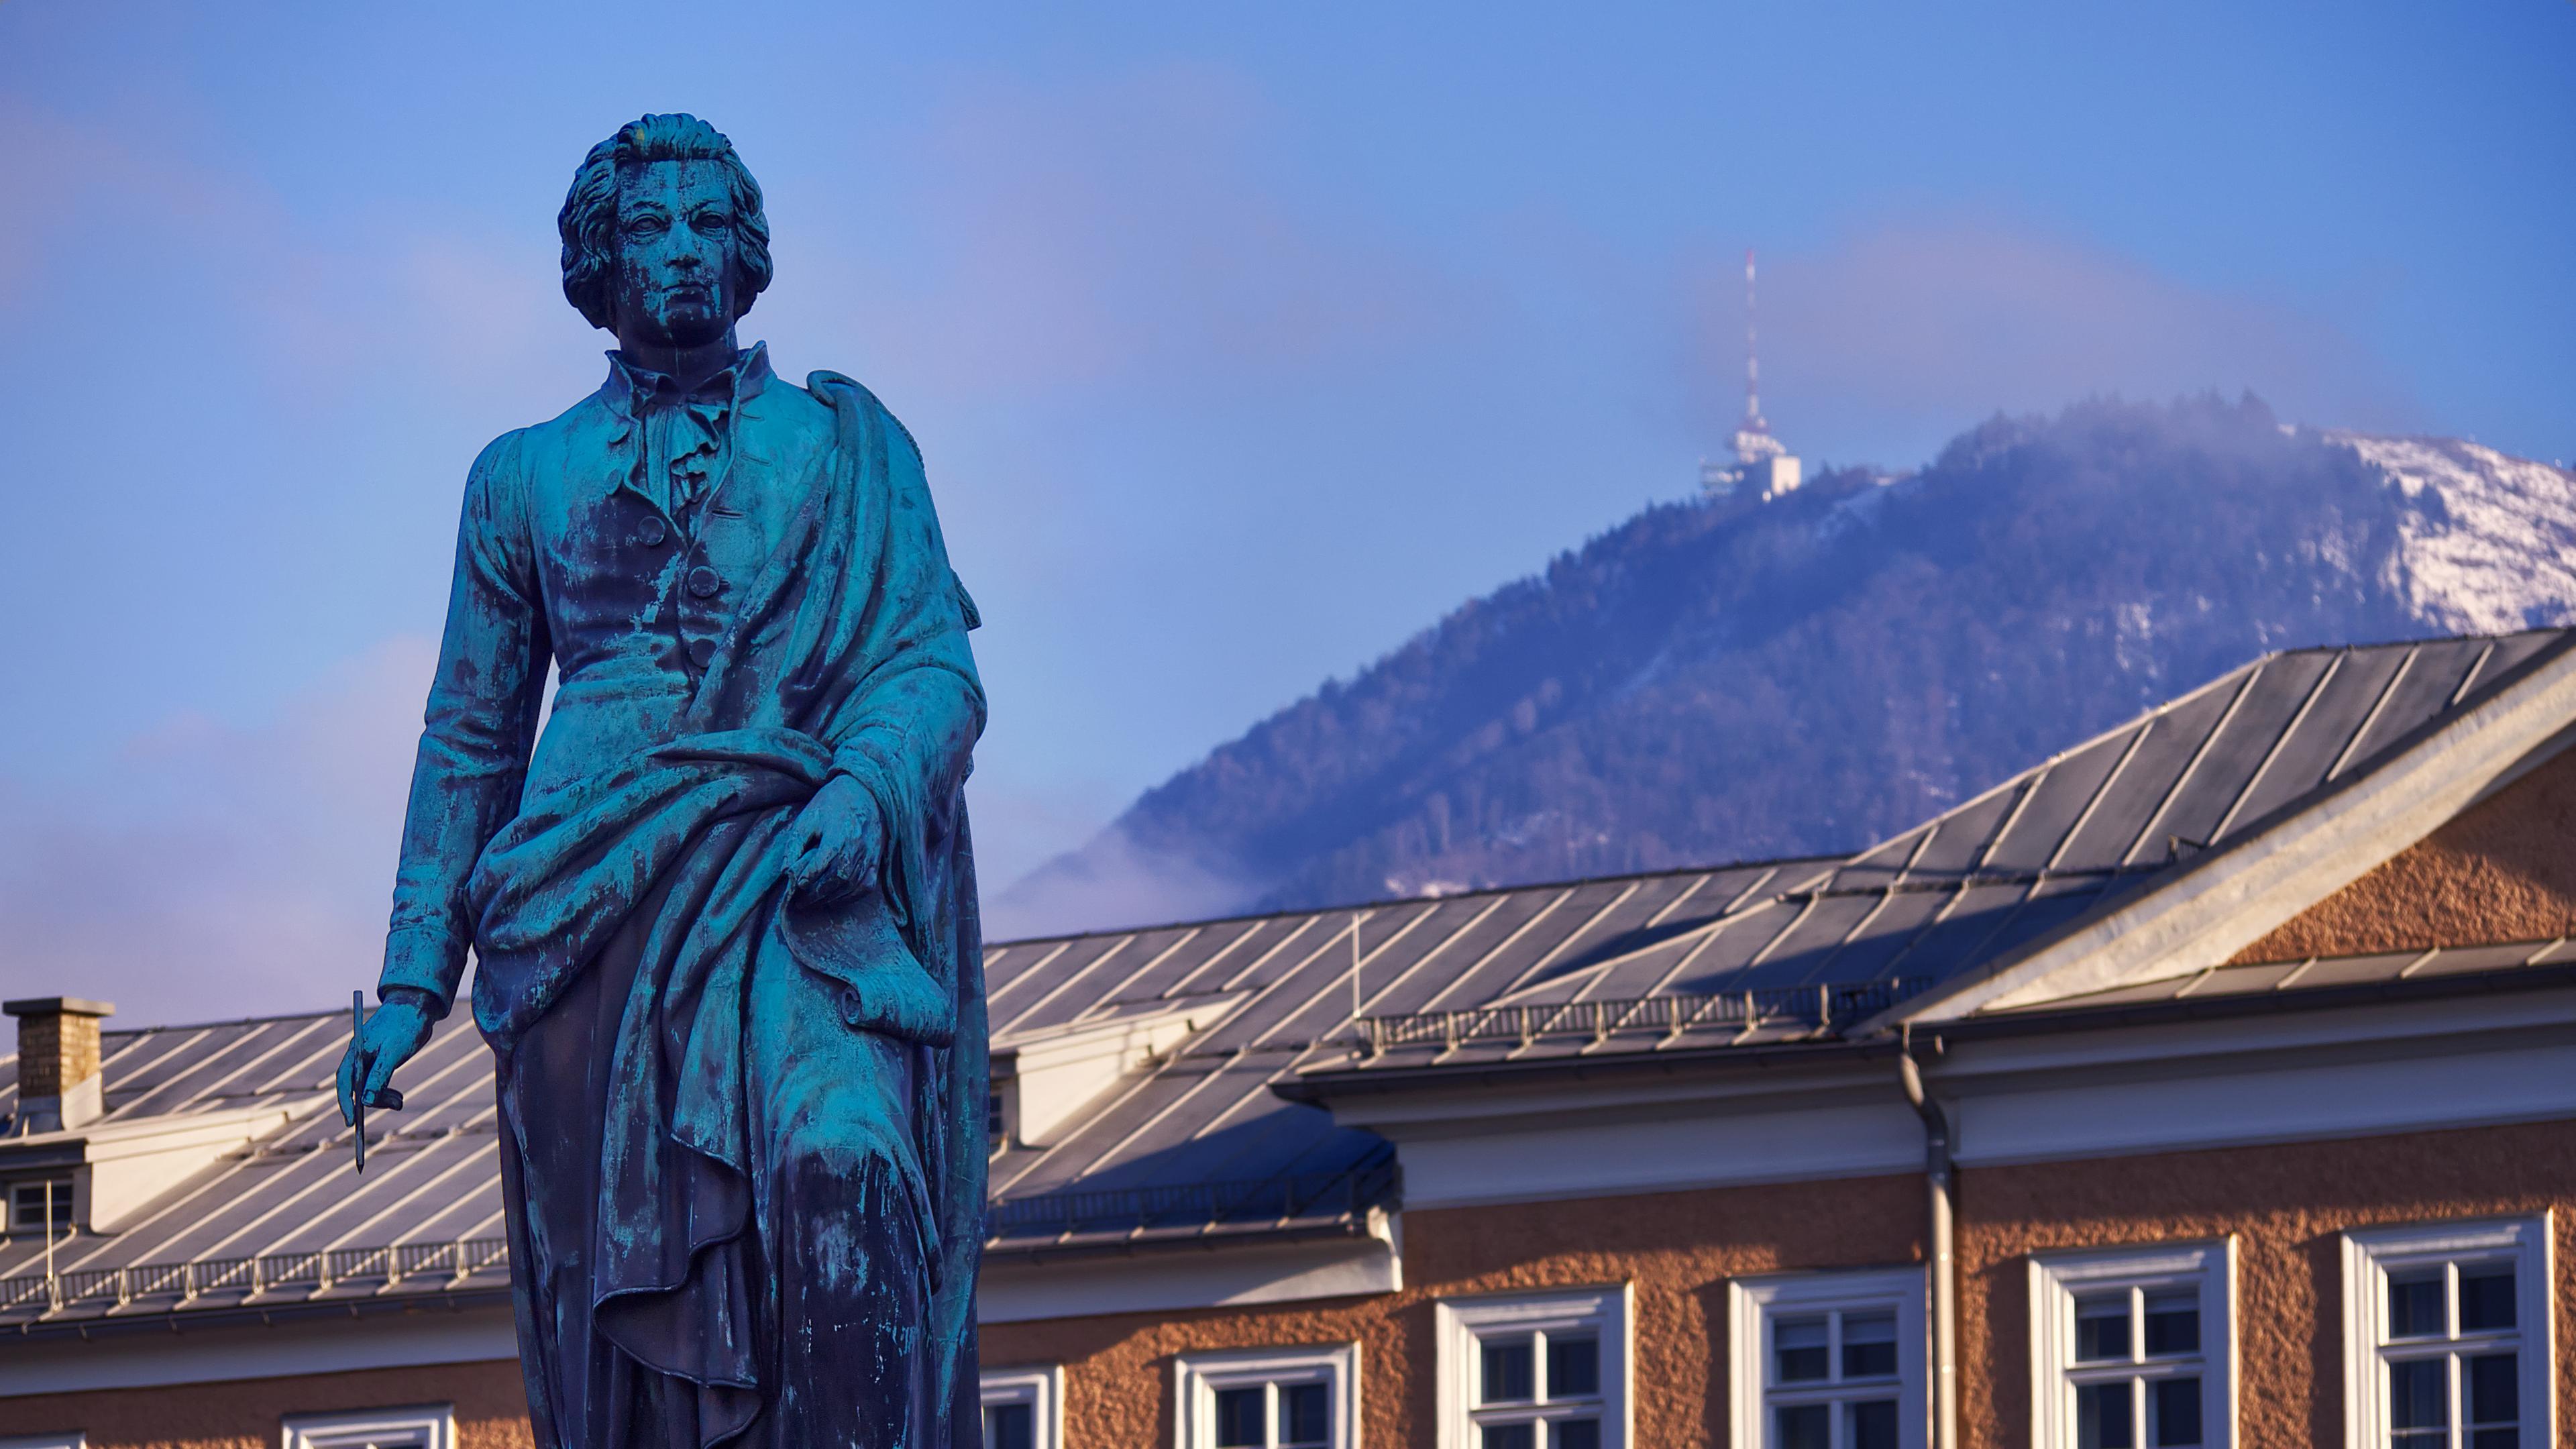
top-left (523, 670), bottom-right (694, 808)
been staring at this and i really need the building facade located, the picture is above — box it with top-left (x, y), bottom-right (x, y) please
top-left (7, 629), bottom-right (2576, 1449)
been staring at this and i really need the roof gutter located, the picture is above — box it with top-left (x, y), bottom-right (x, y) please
top-left (982, 1213), bottom-right (1382, 1268)
top-left (7, 1284), bottom-right (513, 1342)
top-left (1276, 1035), bottom-right (1900, 1106)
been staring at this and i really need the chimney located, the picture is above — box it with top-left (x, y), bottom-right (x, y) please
top-left (6, 997), bottom-right (115, 1134)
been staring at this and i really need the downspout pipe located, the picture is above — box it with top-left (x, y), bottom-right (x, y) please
top-left (1898, 1044), bottom-right (1957, 1449)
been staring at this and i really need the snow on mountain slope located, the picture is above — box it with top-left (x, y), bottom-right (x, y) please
top-left (996, 400), bottom-right (2576, 937)
top-left (2340, 433), bottom-right (2576, 634)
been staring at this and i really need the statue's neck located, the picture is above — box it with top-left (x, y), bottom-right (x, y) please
top-left (613, 326), bottom-right (741, 394)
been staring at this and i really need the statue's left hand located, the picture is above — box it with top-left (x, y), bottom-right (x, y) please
top-left (784, 774), bottom-right (885, 907)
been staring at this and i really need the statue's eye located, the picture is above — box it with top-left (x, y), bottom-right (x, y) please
top-left (625, 216), bottom-right (667, 238)
top-left (692, 213), bottom-right (730, 235)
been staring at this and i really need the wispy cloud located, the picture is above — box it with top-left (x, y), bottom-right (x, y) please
top-left (983, 821), bottom-right (1258, 943)
top-left (0, 639), bottom-right (431, 1026)
top-left (776, 62), bottom-right (1469, 403)
top-left (1689, 215), bottom-right (2422, 461)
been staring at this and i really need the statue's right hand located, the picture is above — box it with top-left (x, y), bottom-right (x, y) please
top-left (337, 994), bottom-right (437, 1127)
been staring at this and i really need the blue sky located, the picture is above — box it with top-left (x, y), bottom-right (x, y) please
top-left (3, 2), bottom-right (2570, 1022)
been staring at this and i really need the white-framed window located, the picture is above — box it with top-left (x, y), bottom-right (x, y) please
top-left (279, 1405), bottom-right (455, 1449)
top-left (1437, 1285), bottom-right (1630, 1449)
top-left (1175, 1343), bottom-right (1359, 1449)
top-left (982, 1364), bottom-right (1063, 1449)
top-left (2030, 1240), bottom-right (2235, 1449)
top-left (987, 1066), bottom-right (1018, 1155)
top-left (1728, 1266), bottom-right (1926, 1449)
top-left (2341, 1215), bottom-right (2554, 1449)
top-left (6, 1176), bottom-right (73, 1234)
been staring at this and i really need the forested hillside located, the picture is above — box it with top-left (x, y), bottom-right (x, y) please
top-left (998, 396), bottom-right (2576, 933)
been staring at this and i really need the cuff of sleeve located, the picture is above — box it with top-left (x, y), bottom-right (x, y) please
top-left (827, 721), bottom-right (909, 786)
top-left (380, 928), bottom-right (463, 1020)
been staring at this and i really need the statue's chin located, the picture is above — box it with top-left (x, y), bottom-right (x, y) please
top-left (641, 300), bottom-right (728, 349)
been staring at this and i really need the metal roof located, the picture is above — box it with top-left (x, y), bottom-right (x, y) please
top-left (1315, 629), bottom-right (2575, 1076)
top-left (1, 1005), bottom-right (508, 1335)
top-left (4, 629), bottom-right (2567, 1330)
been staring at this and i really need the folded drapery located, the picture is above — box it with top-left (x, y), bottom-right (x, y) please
top-left (463, 375), bottom-right (987, 1447)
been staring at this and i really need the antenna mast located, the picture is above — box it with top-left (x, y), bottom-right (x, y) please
top-left (1745, 248), bottom-right (1762, 429)
top-left (1705, 245), bottom-right (1799, 498)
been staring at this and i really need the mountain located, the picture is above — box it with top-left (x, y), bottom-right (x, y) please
top-left (995, 395), bottom-right (2576, 936)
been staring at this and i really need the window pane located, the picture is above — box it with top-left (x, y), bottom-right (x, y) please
top-left (1281, 1382), bottom-right (1331, 1447)
top-left (2142, 1291), bottom-right (2199, 1358)
top-left (1848, 1398), bottom-right (1899, 1449)
top-left (1480, 1425), bottom-right (1535, 1449)
top-left (2461, 1269), bottom-right (2516, 1333)
top-left (11, 1181), bottom-right (70, 1230)
top-left (2468, 1352), bottom-right (2518, 1428)
top-left (1843, 1311), bottom-right (1898, 1380)
top-left (983, 1401), bottom-right (1032, 1449)
top-left (2148, 1376), bottom-right (2202, 1448)
top-left (2390, 1358), bottom-right (2447, 1432)
top-left (1216, 1387), bottom-right (1266, 1448)
top-left (1776, 1403), bottom-right (1829, 1449)
top-left (1482, 1338), bottom-right (1536, 1403)
top-left (2469, 1432), bottom-right (2518, 1449)
top-left (2076, 1295), bottom-right (2131, 1362)
top-left (1550, 1419), bottom-right (1601, 1449)
top-left (1547, 1334), bottom-right (1600, 1399)
top-left (2388, 1273), bottom-right (2446, 1338)
top-left (2078, 1382), bottom-right (2134, 1449)
top-left (1774, 1316), bottom-right (1830, 1383)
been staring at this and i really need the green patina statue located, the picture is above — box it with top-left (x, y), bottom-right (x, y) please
top-left (337, 114), bottom-right (987, 1448)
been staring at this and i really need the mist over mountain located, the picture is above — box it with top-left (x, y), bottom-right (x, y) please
top-left (994, 395), bottom-right (2576, 937)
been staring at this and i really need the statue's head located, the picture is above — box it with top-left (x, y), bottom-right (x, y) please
top-left (559, 113), bottom-right (773, 346)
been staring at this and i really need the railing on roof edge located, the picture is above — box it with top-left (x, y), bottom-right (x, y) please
top-left (985, 1148), bottom-right (1398, 1244)
top-left (1356, 977), bottom-right (1933, 1057)
top-left (0, 1236), bottom-right (511, 1318)
top-left (8, 1153), bottom-right (1408, 1314)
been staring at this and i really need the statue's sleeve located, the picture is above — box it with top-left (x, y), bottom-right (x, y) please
top-left (379, 432), bottom-right (551, 1016)
top-left (823, 409), bottom-right (985, 933)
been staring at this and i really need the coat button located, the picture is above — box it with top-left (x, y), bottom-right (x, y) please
top-left (688, 566), bottom-right (722, 598)
top-left (687, 637), bottom-right (717, 668)
top-left (639, 517), bottom-right (668, 546)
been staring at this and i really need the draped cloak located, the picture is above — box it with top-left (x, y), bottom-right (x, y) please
top-left (382, 364), bottom-right (985, 1448)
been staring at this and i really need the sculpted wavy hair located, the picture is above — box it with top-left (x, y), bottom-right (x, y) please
top-left (558, 113), bottom-right (773, 331)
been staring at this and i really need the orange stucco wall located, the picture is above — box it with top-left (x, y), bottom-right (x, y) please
top-left (0, 1356), bottom-right (529, 1448)
top-left (9, 1118), bottom-right (2575, 1447)
top-left (980, 1120), bottom-right (2576, 1448)
top-left (2234, 744), bottom-right (2576, 963)
top-left (1957, 1117), bottom-right (2576, 1449)
top-left (981, 1174), bottom-right (1927, 1448)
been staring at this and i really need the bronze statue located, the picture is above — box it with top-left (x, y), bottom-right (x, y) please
top-left (338, 113), bottom-right (987, 1448)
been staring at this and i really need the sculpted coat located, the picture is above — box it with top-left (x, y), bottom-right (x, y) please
top-left (350, 115), bottom-right (985, 1449)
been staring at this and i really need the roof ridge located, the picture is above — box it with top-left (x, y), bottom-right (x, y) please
top-left (985, 851), bottom-right (1856, 950)
top-left (102, 1006), bottom-right (346, 1038)
top-left (2260, 625), bottom-right (2566, 661)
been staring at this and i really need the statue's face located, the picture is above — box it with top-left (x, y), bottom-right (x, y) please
top-left (612, 160), bottom-right (743, 348)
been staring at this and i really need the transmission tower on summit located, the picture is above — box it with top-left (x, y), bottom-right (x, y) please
top-left (1702, 248), bottom-right (1802, 500)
